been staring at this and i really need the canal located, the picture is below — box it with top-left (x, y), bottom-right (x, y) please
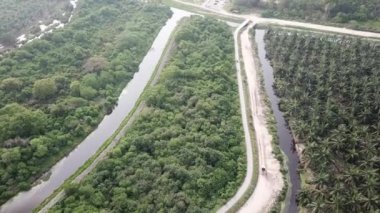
top-left (0, 8), bottom-right (192, 213)
top-left (254, 29), bottom-right (300, 213)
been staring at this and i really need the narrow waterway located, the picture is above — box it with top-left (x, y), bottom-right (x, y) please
top-left (0, 8), bottom-right (192, 213)
top-left (254, 29), bottom-right (300, 213)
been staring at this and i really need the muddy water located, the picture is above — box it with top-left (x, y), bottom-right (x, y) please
top-left (0, 8), bottom-right (192, 213)
top-left (254, 29), bottom-right (300, 213)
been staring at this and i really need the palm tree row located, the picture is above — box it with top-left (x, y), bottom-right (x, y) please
top-left (264, 28), bottom-right (380, 212)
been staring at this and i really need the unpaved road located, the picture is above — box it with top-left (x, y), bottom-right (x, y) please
top-left (237, 23), bottom-right (283, 213)
top-left (217, 20), bottom-right (284, 213)
top-left (255, 17), bottom-right (380, 39)
top-left (176, 0), bottom-right (380, 39)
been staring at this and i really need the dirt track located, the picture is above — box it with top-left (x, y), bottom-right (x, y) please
top-left (237, 24), bottom-right (283, 213)
top-left (177, 0), bottom-right (380, 39)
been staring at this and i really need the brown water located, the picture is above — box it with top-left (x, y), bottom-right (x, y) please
top-left (0, 8), bottom-right (192, 213)
top-left (254, 29), bottom-right (300, 213)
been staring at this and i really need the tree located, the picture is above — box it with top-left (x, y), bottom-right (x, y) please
top-left (30, 137), bottom-right (49, 158)
top-left (33, 78), bottom-right (57, 100)
top-left (0, 103), bottom-right (47, 141)
top-left (264, 28), bottom-right (380, 212)
top-left (1, 148), bottom-right (21, 163)
top-left (70, 80), bottom-right (81, 96)
top-left (83, 56), bottom-right (108, 73)
top-left (51, 17), bottom-right (244, 213)
top-left (79, 85), bottom-right (97, 100)
top-left (0, 0), bottom-right (173, 206)
top-left (1, 78), bottom-right (23, 91)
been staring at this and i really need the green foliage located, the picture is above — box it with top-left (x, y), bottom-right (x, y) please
top-left (52, 17), bottom-right (245, 212)
top-left (33, 78), bottom-right (57, 100)
top-left (0, 0), bottom-right (172, 205)
top-left (261, 0), bottom-right (380, 31)
top-left (0, 103), bottom-right (48, 142)
top-left (70, 81), bottom-right (81, 96)
top-left (79, 85), bottom-right (97, 100)
top-left (264, 28), bottom-right (380, 212)
top-left (1, 77), bottom-right (23, 91)
top-left (83, 56), bottom-right (109, 73)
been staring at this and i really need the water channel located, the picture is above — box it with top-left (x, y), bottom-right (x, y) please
top-left (0, 8), bottom-right (192, 213)
top-left (254, 29), bottom-right (300, 213)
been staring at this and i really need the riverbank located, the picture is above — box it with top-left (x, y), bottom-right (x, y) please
top-left (250, 27), bottom-right (290, 212)
top-left (35, 13), bottom-right (191, 213)
top-left (253, 29), bottom-right (300, 213)
top-left (261, 26), bottom-right (380, 212)
top-left (0, 7), bottom-right (186, 213)
top-left (47, 16), bottom-right (246, 212)
top-left (237, 24), bottom-right (284, 213)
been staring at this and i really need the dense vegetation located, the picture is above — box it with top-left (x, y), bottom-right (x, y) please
top-left (0, 0), bottom-right (172, 205)
top-left (51, 17), bottom-right (245, 212)
top-left (264, 28), bottom-right (380, 212)
top-left (0, 0), bottom-right (71, 46)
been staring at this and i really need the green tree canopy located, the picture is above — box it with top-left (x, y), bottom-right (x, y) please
top-left (33, 78), bottom-right (57, 100)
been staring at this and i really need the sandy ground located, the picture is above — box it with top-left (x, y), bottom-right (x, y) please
top-left (238, 24), bottom-right (284, 213)
top-left (217, 20), bottom-right (283, 213)
top-left (202, 0), bottom-right (226, 11)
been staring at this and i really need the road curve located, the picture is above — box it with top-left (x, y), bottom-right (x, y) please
top-left (217, 19), bottom-right (284, 213)
top-left (176, 0), bottom-right (380, 39)
top-left (216, 20), bottom-right (254, 213)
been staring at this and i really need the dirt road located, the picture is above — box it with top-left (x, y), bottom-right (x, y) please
top-left (237, 24), bottom-right (284, 213)
top-left (217, 20), bottom-right (283, 213)
top-left (176, 0), bottom-right (380, 39)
